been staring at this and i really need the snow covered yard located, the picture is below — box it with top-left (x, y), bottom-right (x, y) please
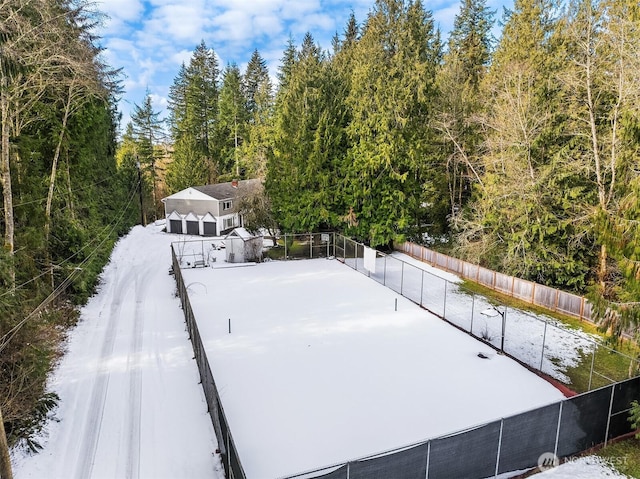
top-left (183, 258), bottom-right (567, 478)
top-left (364, 251), bottom-right (599, 385)
top-left (11, 225), bottom-right (628, 479)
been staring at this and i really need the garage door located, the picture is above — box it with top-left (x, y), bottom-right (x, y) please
top-left (170, 219), bottom-right (183, 234)
top-left (186, 220), bottom-right (199, 235)
top-left (203, 222), bottom-right (217, 236)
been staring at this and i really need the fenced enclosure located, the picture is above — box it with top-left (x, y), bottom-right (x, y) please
top-left (397, 241), bottom-right (593, 321)
top-left (282, 376), bottom-right (640, 479)
top-left (171, 245), bottom-right (247, 479)
top-left (335, 234), bottom-right (640, 393)
top-left (170, 233), bottom-right (639, 479)
top-left (172, 237), bottom-right (224, 268)
top-left (171, 233), bottom-right (335, 266)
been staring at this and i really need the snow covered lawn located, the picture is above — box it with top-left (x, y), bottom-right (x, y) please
top-left (183, 258), bottom-right (566, 478)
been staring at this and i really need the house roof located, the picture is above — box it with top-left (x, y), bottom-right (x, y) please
top-left (162, 187), bottom-right (213, 202)
top-left (193, 179), bottom-right (262, 200)
top-left (161, 179), bottom-right (262, 202)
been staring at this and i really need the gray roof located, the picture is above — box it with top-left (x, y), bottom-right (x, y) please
top-left (193, 179), bottom-right (262, 200)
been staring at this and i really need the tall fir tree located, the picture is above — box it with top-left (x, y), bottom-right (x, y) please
top-left (241, 50), bottom-right (274, 179)
top-left (243, 50), bottom-right (269, 121)
top-left (131, 93), bottom-right (163, 219)
top-left (217, 63), bottom-right (248, 179)
top-left (344, 0), bottom-right (442, 246)
top-left (183, 40), bottom-right (219, 162)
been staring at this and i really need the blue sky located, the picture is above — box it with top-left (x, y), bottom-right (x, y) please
top-left (95, 0), bottom-right (512, 135)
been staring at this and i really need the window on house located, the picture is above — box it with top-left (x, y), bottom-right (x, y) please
top-left (222, 200), bottom-right (232, 211)
top-left (224, 217), bottom-right (234, 230)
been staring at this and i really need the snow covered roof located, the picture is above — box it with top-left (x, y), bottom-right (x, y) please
top-left (161, 187), bottom-right (215, 202)
top-left (225, 227), bottom-right (257, 241)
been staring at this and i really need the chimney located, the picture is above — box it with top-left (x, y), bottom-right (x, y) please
top-left (231, 179), bottom-right (238, 188)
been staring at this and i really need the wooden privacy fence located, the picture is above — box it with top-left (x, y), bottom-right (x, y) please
top-left (397, 242), bottom-right (592, 321)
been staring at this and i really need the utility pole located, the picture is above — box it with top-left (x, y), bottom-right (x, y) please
top-left (136, 158), bottom-right (146, 227)
top-left (0, 407), bottom-right (14, 479)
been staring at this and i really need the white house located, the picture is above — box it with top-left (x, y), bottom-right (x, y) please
top-left (225, 227), bottom-right (263, 263)
top-left (161, 179), bottom-right (261, 236)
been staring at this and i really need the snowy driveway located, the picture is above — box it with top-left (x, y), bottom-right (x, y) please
top-left (13, 225), bottom-right (221, 479)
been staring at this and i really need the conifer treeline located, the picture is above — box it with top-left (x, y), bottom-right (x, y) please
top-left (127, 0), bottom-right (639, 331)
top-left (1, 0), bottom-right (138, 447)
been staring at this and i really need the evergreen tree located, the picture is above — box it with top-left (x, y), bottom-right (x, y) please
top-left (165, 135), bottom-right (209, 193)
top-left (454, 0), bottom-right (590, 289)
top-left (239, 52), bottom-right (274, 179)
top-left (167, 62), bottom-right (188, 141)
top-left (183, 40), bottom-right (219, 162)
top-left (243, 49), bottom-right (269, 120)
top-left (277, 37), bottom-right (297, 91)
top-left (131, 93), bottom-right (163, 219)
top-left (217, 63), bottom-right (248, 179)
top-left (344, 0), bottom-right (442, 246)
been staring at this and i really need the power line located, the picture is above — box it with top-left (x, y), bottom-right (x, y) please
top-left (0, 182), bottom-right (140, 352)
top-left (0, 173), bottom-right (119, 213)
top-left (0, 181), bottom-right (140, 301)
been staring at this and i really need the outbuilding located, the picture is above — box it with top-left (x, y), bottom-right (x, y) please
top-left (225, 227), bottom-right (263, 263)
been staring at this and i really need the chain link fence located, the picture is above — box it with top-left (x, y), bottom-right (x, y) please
top-left (335, 234), bottom-right (640, 393)
top-left (171, 233), bottom-right (639, 479)
top-left (171, 245), bottom-right (247, 479)
top-left (398, 242), bottom-right (594, 321)
top-left (277, 234), bottom-right (640, 479)
top-left (281, 376), bottom-right (640, 479)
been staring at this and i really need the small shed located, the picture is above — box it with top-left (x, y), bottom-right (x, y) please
top-left (225, 227), bottom-right (263, 263)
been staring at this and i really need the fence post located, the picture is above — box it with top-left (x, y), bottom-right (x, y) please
top-left (310, 233), bottom-right (313, 259)
top-left (588, 346), bottom-right (596, 391)
top-left (333, 232), bottom-right (336, 258)
top-left (553, 401), bottom-right (563, 457)
top-left (383, 255), bottom-right (387, 286)
top-left (470, 292), bottom-right (475, 334)
top-left (443, 281), bottom-right (448, 319)
top-left (604, 385), bottom-right (616, 447)
top-left (425, 441), bottom-right (431, 479)
top-left (494, 419), bottom-right (504, 478)
top-left (284, 233), bottom-right (288, 259)
top-left (540, 319), bottom-right (549, 372)
top-left (227, 431), bottom-right (231, 475)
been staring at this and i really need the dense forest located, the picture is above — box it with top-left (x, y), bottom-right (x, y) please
top-left (128, 0), bottom-right (639, 334)
top-left (2, 0), bottom-right (639, 455)
top-left (0, 0), bottom-right (139, 452)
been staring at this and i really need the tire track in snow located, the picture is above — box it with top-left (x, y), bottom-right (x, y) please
top-left (74, 265), bottom-right (127, 479)
top-left (124, 267), bottom-right (151, 479)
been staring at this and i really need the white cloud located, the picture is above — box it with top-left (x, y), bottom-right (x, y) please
top-left (149, 3), bottom-right (208, 42)
top-left (96, 0), bottom-right (145, 22)
top-left (433, 4), bottom-right (461, 35)
top-left (103, 0), bottom-right (516, 136)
